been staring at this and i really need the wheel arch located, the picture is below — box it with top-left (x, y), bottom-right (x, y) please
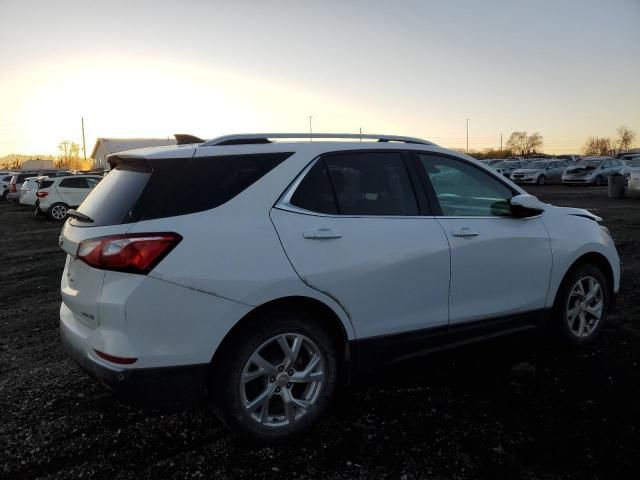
top-left (552, 251), bottom-right (615, 308)
top-left (210, 295), bottom-right (352, 379)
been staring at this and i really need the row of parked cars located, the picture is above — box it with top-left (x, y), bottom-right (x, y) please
top-left (0, 169), bottom-right (103, 220)
top-left (480, 154), bottom-right (640, 186)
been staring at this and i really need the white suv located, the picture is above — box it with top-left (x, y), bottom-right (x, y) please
top-left (36, 175), bottom-right (102, 220)
top-left (59, 133), bottom-right (620, 442)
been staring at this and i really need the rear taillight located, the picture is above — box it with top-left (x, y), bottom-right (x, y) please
top-left (76, 233), bottom-right (182, 274)
top-left (9, 184), bottom-right (16, 192)
top-left (36, 191), bottom-right (48, 198)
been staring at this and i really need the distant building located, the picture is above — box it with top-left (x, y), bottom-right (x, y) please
top-left (91, 138), bottom-right (176, 169)
top-left (22, 159), bottom-right (55, 170)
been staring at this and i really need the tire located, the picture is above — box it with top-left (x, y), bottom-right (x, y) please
top-left (213, 310), bottom-right (338, 443)
top-left (594, 175), bottom-right (603, 186)
top-left (48, 202), bottom-right (69, 221)
top-left (537, 175), bottom-right (546, 185)
top-left (1, 190), bottom-right (7, 201)
top-left (552, 263), bottom-right (610, 348)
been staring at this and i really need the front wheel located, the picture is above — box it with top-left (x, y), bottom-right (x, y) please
top-left (553, 263), bottom-right (610, 347)
top-left (214, 311), bottom-right (338, 443)
top-left (537, 175), bottom-right (546, 185)
top-left (48, 203), bottom-right (69, 221)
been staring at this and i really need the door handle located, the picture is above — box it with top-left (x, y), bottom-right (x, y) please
top-left (303, 228), bottom-right (342, 240)
top-left (451, 228), bottom-right (479, 238)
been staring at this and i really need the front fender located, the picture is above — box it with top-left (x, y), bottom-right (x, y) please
top-left (543, 212), bottom-right (620, 308)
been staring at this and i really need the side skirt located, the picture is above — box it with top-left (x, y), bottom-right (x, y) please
top-left (350, 309), bottom-right (550, 371)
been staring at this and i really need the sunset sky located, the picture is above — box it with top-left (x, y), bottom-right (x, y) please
top-left (0, 0), bottom-right (639, 157)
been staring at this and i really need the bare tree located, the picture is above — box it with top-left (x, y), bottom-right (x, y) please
top-left (505, 131), bottom-right (544, 156)
top-left (583, 137), bottom-right (613, 156)
top-left (616, 126), bottom-right (636, 154)
top-left (56, 140), bottom-right (83, 169)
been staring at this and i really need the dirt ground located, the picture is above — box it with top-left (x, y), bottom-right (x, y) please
top-left (1, 185), bottom-right (639, 480)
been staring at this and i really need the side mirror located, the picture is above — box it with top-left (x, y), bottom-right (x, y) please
top-left (509, 194), bottom-right (546, 218)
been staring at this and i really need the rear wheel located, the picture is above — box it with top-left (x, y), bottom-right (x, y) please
top-left (1, 190), bottom-right (7, 201)
top-left (537, 175), bottom-right (546, 185)
top-left (48, 202), bottom-right (69, 221)
top-left (214, 311), bottom-right (338, 443)
top-left (594, 175), bottom-right (603, 186)
top-left (553, 263), bottom-right (610, 347)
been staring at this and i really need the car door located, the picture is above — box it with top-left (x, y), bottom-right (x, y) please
top-left (415, 153), bottom-right (552, 325)
top-left (271, 150), bottom-right (451, 340)
top-left (551, 161), bottom-right (566, 183)
top-left (56, 177), bottom-right (88, 206)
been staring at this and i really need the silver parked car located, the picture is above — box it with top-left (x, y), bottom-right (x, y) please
top-left (491, 160), bottom-right (529, 177)
top-left (510, 160), bottom-right (569, 185)
top-left (562, 157), bottom-right (623, 186)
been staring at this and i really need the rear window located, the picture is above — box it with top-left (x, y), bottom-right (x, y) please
top-left (73, 153), bottom-right (291, 227)
top-left (39, 180), bottom-right (54, 189)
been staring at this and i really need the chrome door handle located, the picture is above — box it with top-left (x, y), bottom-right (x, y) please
top-left (303, 228), bottom-right (342, 240)
top-left (451, 228), bottom-right (479, 238)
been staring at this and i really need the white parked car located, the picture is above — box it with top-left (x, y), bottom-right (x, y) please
top-left (21, 171), bottom-right (76, 206)
top-left (35, 175), bottom-right (102, 220)
top-left (19, 176), bottom-right (47, 206)
top-left (59, 133), bottom-right (620, 442)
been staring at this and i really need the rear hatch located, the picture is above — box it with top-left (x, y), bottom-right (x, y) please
top-left (59, 161), bottom-right (153, 329)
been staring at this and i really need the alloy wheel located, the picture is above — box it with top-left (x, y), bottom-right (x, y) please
top-left (51, 204), bottom-right (67, 220)
top-left (566, 275), bottom-right (604, 338)
top-left (239, 333), bottom-right (325, 428)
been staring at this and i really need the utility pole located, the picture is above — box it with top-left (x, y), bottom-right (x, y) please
top-left (466, 118), bottom-right (470, 153)
top-left (308, 115), bottom-right (313, 141)
top-left (500, 133), bottom-right (503, 152)
top-left (359, 127), bottom-right (362, 142)
top-left (81, 116), bottom-right (87, 162)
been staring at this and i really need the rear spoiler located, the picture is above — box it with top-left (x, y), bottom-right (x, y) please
top-left (174, 134), bottom-right (205, 145)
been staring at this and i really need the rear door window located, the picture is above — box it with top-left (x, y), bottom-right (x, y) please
top-left (289, 152), bottom-right (419, 216)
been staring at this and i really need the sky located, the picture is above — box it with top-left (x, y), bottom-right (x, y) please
top-left (0, 0), bottom-right (639, 157)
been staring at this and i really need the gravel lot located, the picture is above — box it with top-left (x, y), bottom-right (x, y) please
top-left (1, 186), bottom-right (639, 479)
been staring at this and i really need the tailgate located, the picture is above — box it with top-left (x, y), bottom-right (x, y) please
top-left (59, 221), bottom-right (133, 329)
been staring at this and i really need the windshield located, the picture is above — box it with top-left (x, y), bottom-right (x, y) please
top-left (627, 159), bottom-right (640, 167)
top-left (577, 159), bottom-right (602, 168)
top-left (529, 161), bottom-right (547, 169)
top-left (492, 162), bottom-right (510, 168)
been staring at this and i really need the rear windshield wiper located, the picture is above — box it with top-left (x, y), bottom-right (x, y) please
top-left (67, 209), bottom-right (94, 223)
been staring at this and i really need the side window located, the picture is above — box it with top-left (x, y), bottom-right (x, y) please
top-left (59, 177), bottom-right (87, 188)
top-left (419, 154), bottom-right (513, 217)
top-left (324, 152), bottom-right (418, 215)
top-left (86, 178), bottom-right (100, 188)
top-left (290, 161), bottom-right (338, 214)
top-left (602, 160), bottom-right (610, 168)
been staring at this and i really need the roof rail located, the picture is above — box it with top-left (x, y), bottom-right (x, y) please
top-left (200, 133), bottom-right (433, 147)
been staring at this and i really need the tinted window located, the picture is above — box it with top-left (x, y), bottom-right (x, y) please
top-left (323, 152), bottom-right (418, 215)
top-left (74, 153), bottom-right (291, 227)
top-left (59, 177), bottom-right (88, 188)
top-left (290, 161), bottom-right (338, 214)
top-left (39, 180), bottom-right (54, 189)
top-left (420, 154), bottom-right (513, 217)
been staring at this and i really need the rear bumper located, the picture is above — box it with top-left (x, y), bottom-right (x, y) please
top-left (60, 310), bottom-right (210, 408)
